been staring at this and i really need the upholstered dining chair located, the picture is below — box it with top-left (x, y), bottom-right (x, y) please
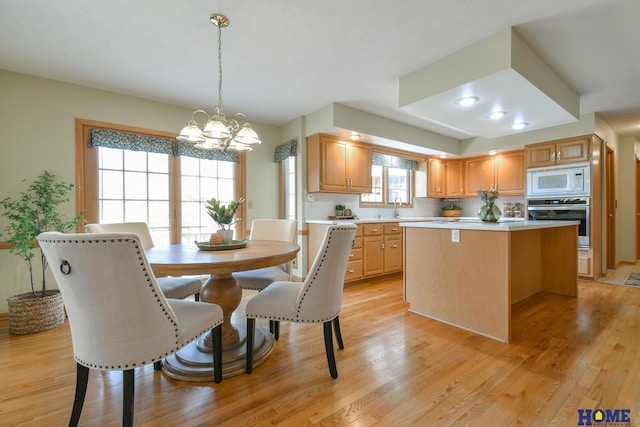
top-left (233, 219), bottom-right (298, 291)
top-left (245, 223), bottom-right (357, 379)
top-left (85, 222), bottom-right (202, 301)
top-left (38, 232), bottom-right (223, 427)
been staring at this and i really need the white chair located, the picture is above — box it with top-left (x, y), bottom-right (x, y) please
top-left (245, 224), bottom-right (357, 379)
top-left (38, 232), bottom-right (223, 427)
top-left (233, 219), bottom-right (298, 291)
top-left (85, 222), bottom-right (202, 301)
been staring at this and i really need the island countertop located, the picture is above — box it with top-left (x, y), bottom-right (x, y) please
top-left (400, 219), bottom-right (578, 231)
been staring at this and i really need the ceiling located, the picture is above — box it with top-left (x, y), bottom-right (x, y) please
top-left (1, 0), bottom-right (639, 148)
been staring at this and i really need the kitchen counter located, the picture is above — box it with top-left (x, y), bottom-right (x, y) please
top-left (306, 216), bottom-right (525, 225)
top-left (403, 220), bottom-right (578, 343)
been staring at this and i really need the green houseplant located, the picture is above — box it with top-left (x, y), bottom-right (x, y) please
top-left (441, 203), bottom-right (462, 217)
top-left (1, 171), bottom-right (85, 334)
top-left (205, 197), bottom-right (244, 244)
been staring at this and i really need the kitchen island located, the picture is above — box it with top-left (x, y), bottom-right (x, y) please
top-left (401, 220), bottom-right (578, 343)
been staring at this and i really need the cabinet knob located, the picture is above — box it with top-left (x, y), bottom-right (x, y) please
top-left (391, 244), bottom-right (398, 248)
top-left (557, 151), bottom-right (561, 161)
top-left (551, 151), bottom-right (555, 161)
top-left (349, 253), bottom-right (355, 258)
top-left (347, 269), bottom-right (355, 273)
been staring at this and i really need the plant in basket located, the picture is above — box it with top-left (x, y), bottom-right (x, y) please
top-left (441, 203), bottom-right (462, 217)
top-left (1, 171), bottom-right (85, 334)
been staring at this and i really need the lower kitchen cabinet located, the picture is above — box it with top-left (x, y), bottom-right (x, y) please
top-left (307, 222), bottom-right (403, 283)
top-left (578, 248), bottom-right (592, 278)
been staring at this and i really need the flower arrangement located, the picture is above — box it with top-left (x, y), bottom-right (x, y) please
top-left (476, 189), bottom-right (499, 203)
top-left (205, 197), bottom-right (245, 230)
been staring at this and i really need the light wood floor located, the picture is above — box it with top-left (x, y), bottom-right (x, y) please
top-left (2, 275), bottom-right (640, 426)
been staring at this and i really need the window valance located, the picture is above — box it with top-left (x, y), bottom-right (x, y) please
top-left (274, 139), bottom-right (297, 162)
top-left (371, 152), bottom-right (418, 171)
top-left (89, 128), bottom-right (240, 163)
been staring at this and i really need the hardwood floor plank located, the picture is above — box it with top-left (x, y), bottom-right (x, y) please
top-left (2, 277), bottom-right (640, 426)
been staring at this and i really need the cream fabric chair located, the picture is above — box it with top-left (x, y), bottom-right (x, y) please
top-left (85, 222), bottom-right (202, 300)
top-left (233, 219), bottom-right (298, 291)
top-left (245, 224), bottom-right (357, 379)
top-left (38, 232), bottom-right (223, 427)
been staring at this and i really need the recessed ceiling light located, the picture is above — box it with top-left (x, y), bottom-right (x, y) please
top-left (456, 96), bottom-right (479, 107)
top-left (512, 122), bottom-right (529, 130)
top-left (489, 111), bottom-right (507, 120)
top-left (488, 150), bottom-right (497, 156)
top-left (440, 154), bottom-right (447, 159)
top-left (349, 132), bottom-right (361, 140)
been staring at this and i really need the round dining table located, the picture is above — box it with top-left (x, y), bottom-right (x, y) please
top-left (146, 240), bottom-right (300, 381)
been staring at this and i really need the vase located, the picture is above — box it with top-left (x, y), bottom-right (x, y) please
top-left (478, 201), bottom-right (502, 222)
top-left (218, 229), bottom-right (234, 244)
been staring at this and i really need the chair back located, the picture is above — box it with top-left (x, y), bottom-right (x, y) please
top-left (295, 224), bottom-right (357, 322)
top-left (38, 232), bottom-right (181, 369)
top-left (85, 222), bottom-right (155, 249)
top-left (248, 219), bottom-right (297, 243)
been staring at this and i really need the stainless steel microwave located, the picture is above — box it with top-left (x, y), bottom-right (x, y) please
top-left (526, 162), bottom-right (590, 198)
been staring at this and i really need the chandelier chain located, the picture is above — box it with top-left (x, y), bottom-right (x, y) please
top-left (217, 23), bottom-right (224, 112)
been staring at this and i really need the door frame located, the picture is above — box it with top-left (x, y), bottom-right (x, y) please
top-left (606, 145), bottom-right (616, 270)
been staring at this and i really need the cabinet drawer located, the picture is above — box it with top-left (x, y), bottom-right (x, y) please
top-left (384, 223), bottom-right (401, 234)
top-left (354, 225), bottom-right (363, 237)
top-left (348, 247), bottom-right (363, 261)
top-left (363, 223), bottom-right (384, 236)
top-left (345, 259), bottom-right (363, 281)
top-left (352, 236), bottom-right (363, 249)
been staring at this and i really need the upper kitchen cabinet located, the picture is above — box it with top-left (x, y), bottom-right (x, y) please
top-left (464, 151), bottom-right (525, 197)
top-left (307, 133), bottom-right (372, 194)
top-left (526, 136), bottom-right (591, 168)
top-left (426, 158), bottom-right (464, 198)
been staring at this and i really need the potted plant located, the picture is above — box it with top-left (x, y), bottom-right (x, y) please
top-left (335, 204), bottom-right (346, 216)
top-left (1, 171), bottom-right (85, 334)
top-left (441, 203), bottom-right (463, 217)
top-left (205, 197), bottom-right (245, 244)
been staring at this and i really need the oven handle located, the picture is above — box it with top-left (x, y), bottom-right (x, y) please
top-left (527, 206), bottom-right (587, 211)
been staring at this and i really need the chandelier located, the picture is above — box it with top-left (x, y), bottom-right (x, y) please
top-left (177, 13), bottom-right (261, 151)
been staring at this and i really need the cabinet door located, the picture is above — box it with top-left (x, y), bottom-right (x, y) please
top-left (321, 138), bottom-right (349, 192)
top-left (496, 152), bottom-right (525, 196)
top-left (445, 160), bottom-right (465, 197)
top-left (363, 236), bottom-right (384, 276)
top-left (384, 235), bottom-right (402, 273)
top-left (526, 143), bottom-right (556, 167)
top-left (464, 157), bottom-right (495, 196)
top-left (556, 138), bottom-right (589, 164)
top-left (427, 159), bottom-right (445, 197)
top-left (347, 142), bottom-right (372, 193)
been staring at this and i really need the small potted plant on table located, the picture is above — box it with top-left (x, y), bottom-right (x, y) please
top-left (205, 197), bottom-right (244, 244)
top-left (441, 203), bottom-right (463, 217)
top-left (1, 171), bottom-right (84, 334)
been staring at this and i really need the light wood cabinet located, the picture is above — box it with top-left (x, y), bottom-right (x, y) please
top-left (464, 151), bottom-right (524, 197)
top-left (427, 158), bottom-right (465, 198)
top-left (445, 160), bottom-right (465, 198)
top-left (526, 136), bottom-right (590, 168)
top-left (383, 223), bottom-right (402, 273)
top-left (306, 133), bottom-right (372, 194)
top-left (344, 227), bottom-right (363, 282)
top-left (427, 158), bottom-right (446, 197)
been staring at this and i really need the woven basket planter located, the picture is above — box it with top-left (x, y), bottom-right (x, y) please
top-left (441, 210), bottom-right (462, 217)
top-left (7, 290), bottom-right (65, 335)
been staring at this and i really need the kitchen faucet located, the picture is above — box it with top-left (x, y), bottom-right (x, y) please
top-left (392, 196), bottom-right (402, 218)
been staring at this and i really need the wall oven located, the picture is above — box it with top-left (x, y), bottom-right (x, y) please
top-left (527, 197), bottom-right (590, 247)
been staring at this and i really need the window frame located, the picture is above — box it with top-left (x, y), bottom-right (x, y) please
top-left (360, 165), bottom-right (415, 208)
top-left (75, 118), bottom-right (247, 242)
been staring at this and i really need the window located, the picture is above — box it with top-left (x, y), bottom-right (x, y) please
top-left (361, 153), bottom-right (416, 207)
top-left (281, 155), bottom-right (297, 220)
top-left (76, 119), bottom-right (245, 244)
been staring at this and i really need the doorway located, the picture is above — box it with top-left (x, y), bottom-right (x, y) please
top-left (606, 145), bottom-right (616, 270)
top-left (636, 157), bottom-right (640, 261)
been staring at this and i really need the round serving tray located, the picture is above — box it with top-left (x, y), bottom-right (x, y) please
top-left (195, 240), bottom-right (248, 251)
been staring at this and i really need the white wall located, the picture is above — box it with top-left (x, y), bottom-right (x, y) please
top-left (0, 70), bottom-right (281, 313)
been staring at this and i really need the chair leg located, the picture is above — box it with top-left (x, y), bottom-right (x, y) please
top-left (270, 320), bottom-right (280, 340)
top-left (153, 361), bottom-right (162, 371)
top-left (323, 321), bottom-right (338, 379)
top-left (246, 318), bottom-right (255, 374)
top-left (333, 316), bottom-right (344, 350)
top-left (212, 324), bottom-right (223, 383)
top-left (69, 363), bottom-right (89, 427)
top-left (122, 369), bottom-right (134, 427)
top-left (195, 292), bottom-right (200, 302)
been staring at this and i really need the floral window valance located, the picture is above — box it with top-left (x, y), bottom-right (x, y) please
top-left (371, 152), bottom-right (418, 171)
top-left (274, 139), bottom-right (297, 162)
top-left (89, 128), bottom-right (239, 163)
